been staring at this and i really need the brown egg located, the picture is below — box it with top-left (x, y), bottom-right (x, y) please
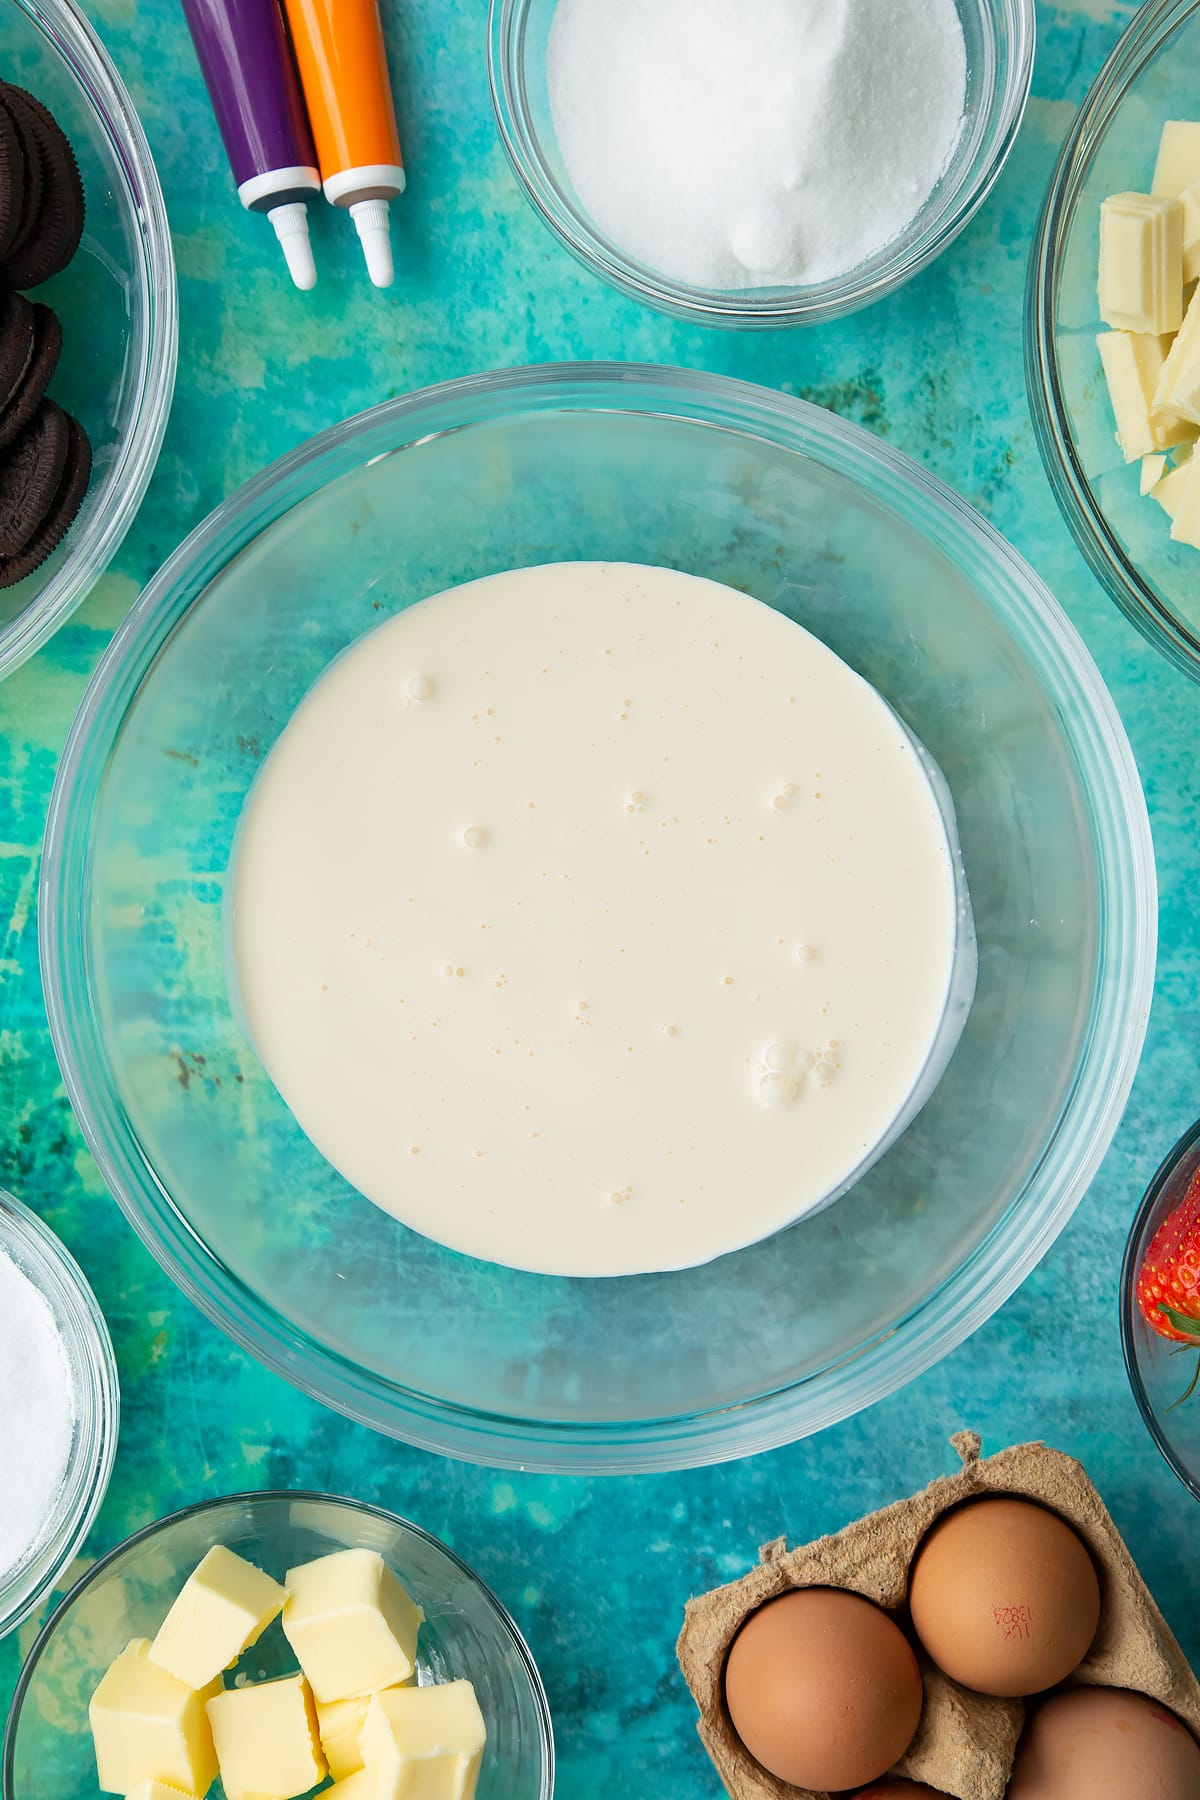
top-left (852, 1784), bottom-right (949, 1798)
top-left (907, 1496), bottom-right (1100, 1696)
top-left (723, 1587), bottom-right (923, 1791)
top-left (1008, 1686), bottom-right (1200, 1798)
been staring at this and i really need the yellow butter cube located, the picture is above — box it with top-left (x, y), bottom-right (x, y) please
top-left (124, 1784), bottom-right (195, 1800)
top-left (282, 1550), bottom-right (423, 1703)
top-left (89, 1639), bottom-right (220, 1798)
top-left (328, 1772), bottom-right (376, 1800)
top-left (206, 1673), bottom-right (325, 1800)
top-left (149, 1547), bottom-right (287, 1690)
top-left (316, 1694), bottom-right (373, 1781)
top-left (1099, 192), bottom-right (1183, 334)
top-left (361, 1683), bottom-right (486, 1800)
top-left (317, 1681), bottom-right (415, 1779)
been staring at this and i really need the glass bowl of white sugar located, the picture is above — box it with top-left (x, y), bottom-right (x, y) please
top-left (488, 0), bottom-right (1034, 325)
top-left (0, 1190), bottom-right (118, 1639)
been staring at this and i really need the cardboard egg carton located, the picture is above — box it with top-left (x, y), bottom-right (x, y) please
top-left (676, 1434), bottom-right (1200, 1800)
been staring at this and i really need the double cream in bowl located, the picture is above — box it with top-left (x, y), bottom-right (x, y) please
top-left (41, 365), bottom-right (1154, 1472)
top-left (229, 559), bottom-right (976, 1279)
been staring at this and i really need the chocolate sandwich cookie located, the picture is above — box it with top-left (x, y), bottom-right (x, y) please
top-left (0, 86), bottom-right (45, 266)
top-left (0, 398), bottom-right (69, 559)
top-left (0, 83), bottom-right (84, 289)
top-left (0, 290), bottom-right (36, 414)
top-left (0, 302), bottom-right (60, 449)
top-left (0, 95), bottom-right (25, 262)
top-left (0, 410), bottom-right (90, 586)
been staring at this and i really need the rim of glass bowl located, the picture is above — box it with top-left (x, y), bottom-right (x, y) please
top-left (0, 1189), bottom-right (119, 1640)
top-left (486, 0), bottom-right (1035, 327)
top-left (0, 0), bottom-right (178, 681)
top-left (1119, 1115), bottom-right (1200, 1504)
top-left (40, 363), bottom-right (1156, 1474)
top-left (1, 1489), bottom-right (556, 1800)
top-left (1027, 0), bottom-right (1200, 683)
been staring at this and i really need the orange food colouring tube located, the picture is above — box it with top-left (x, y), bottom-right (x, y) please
top-left (281, 0), bottom-right (405, 287)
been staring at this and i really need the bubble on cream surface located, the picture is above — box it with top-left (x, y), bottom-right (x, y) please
top-left (231, 561), bottom-right (972, 1278)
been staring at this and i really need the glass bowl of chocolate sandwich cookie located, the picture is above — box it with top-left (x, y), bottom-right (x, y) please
top-left (0, 0), bottom-right (176, 678)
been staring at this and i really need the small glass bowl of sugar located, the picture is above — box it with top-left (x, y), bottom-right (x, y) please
top-left (0, 1190), bottom-right (118, 1639)
top-left (489, 0), bottom-right (1035, 327)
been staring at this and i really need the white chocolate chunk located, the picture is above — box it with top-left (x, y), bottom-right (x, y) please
top-left (1141, 453), bottom-right (1168, 493)
top-left (1155, 283), bottom-right (1200, 424)
top-left (1151, 458), bottom-right (1194, 519)
top-left (1180, 181), bottom-right (1200, 283)
top-left (89, 1640), bottom-right (220, 1798)
top-left (205, 1673), bottom-right (325, 1800)
top-left (361, 1683), bottom-right (487, 1800)
top-left (1169, 453), bottom-right (1200, 545)
top-left (1153, 121), bottom-right (1200, 200)
top-left (282, 1549), bottom-right (423, 1704)
top-left (1164, 359), bottom-right (1200, 427)
top-left (149, 1546), bottom-right (287, 1691)
top-left (1099, 192), bottom-right (1183, 334)
top-left (1095, 330), bottom-right (1190, 458)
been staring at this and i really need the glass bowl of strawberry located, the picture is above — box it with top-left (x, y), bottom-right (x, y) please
top-left (1122, 1118), bottom-right (1200, 1499)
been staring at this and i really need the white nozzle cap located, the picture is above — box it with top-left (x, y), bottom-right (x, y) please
top-left (268, 201), bottom-right (317, 292)
top-left (350, 197), bottom-right (394, 288)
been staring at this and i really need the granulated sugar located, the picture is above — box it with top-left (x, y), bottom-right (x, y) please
top-left (0, 1249), bottom-right (75, 1584)
top-left (547, 0), bottom-right (968, 290)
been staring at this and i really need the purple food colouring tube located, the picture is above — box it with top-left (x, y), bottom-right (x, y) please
top-left (182, 0), bottom-right (320, 289)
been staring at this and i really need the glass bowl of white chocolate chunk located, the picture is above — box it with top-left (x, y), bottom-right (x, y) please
top-left (2, 1491), bottom-right (553, 1800)
top-left (40, 365), bottom-right (1154, 1473)
top-left (1029, 0), bottom-right (1200, 681)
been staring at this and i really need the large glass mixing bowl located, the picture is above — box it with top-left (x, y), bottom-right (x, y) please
top-left (40, 365), bottom-right (1155, 1473)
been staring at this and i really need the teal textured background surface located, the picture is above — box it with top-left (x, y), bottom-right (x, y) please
top-left (2, 0), bottom-right (1199, 1793)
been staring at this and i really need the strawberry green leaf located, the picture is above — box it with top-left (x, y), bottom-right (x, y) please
top-left (1157, 1302), bottom-right (1200, 1342)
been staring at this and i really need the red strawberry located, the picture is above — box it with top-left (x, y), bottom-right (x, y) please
top-left (1137, 1166), bottom-right (1200, 1347)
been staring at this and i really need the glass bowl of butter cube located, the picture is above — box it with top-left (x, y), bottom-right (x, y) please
top-left (1029, 0), bottom-right (1200, 681)
top-left (1, 1491), bottom-right (554, 1800)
